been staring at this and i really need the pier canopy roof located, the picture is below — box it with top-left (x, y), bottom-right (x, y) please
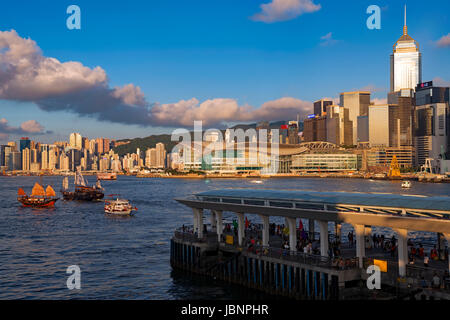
top-left (195, 189), bottom-right (450, 213)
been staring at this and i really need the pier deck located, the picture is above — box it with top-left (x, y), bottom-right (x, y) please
top-left (172, 189), bottom-right (450, 299)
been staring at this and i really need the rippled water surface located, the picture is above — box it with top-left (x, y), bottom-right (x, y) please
top-left (0, 176), bottom-right (448, 299)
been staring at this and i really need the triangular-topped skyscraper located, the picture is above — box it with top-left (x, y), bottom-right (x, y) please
top-left (390, 5), bottom-right (422, 92)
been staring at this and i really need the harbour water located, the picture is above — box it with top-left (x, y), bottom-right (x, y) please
top-left (0, 176), bottom-right (448, 299)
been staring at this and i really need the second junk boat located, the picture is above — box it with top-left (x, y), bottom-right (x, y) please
top-left (61, 170), bottom-right (105, 201)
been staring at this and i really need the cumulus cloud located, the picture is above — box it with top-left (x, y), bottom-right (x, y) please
top-left (0, 30), bottom-right (313, 129)
top-left (436, 33), bottom-right (450, 48)
top-left (251, 0), bottom-right (321, 23)
top-left (0, 30), bottom-right (152, 126)
top-left (151, 97), bottom-right (312, 127)
top-left (0, 118), bottom-right (47, 140)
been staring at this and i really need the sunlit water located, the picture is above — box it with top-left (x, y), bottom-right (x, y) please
top-left (0, 176), bottom-right (448, 299)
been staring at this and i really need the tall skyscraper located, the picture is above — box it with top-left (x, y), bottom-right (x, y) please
top-left (340, 91), bottom-right (371, 145)
top-left (156, 143), bottom-right (166, 168)
top-left (19, 137), bottom-right (31, 152)
top-left (69, 133), bottom-right (83, 150)
top-left (414, 82), bottom-right (450, 166)
top-left (313, 99), bottom-right (333, 116)
top-left (390, 5), bottom-right (422, 92)
top-left (326, 105), bottom-right (353, 146)
top-left (22, 148), bottom-right (30, 171)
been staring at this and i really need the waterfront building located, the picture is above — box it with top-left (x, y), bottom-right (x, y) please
top-left (326, 105), bottom-right (353, 146)
top-left (290, 153), bottom-right (361, 172)
top-left (365, 146), bottom-right (414, 171)
top-left (390, 6), bottom-right (422, 92)
top-left (313, 99), bottom-right (333, 116)
top-left (340, 91), bottom-right (371, 145)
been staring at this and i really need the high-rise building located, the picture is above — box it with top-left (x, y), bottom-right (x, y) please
top-left (19, 137), bottom-right (31, 152)
top-left (340, 91), bottom-right (371, 145)
top-left (313, 99), bottom-right (333, 116)
top-left (390, 5), bottom-right (422, 92)
top-left (69, 133), bottom-right (83, 150)
top-left (303, 115), bottom-right (326, 142)
top-left (386, 89), bottom-right (415, 147)
top-left (22, 148), bottom-right (30, 171)
top-left (326, 105), bottom-right (353, 146)
top-left (368, 105), bottom-right (390, 147)
top-left (156, 143), bottom-right (166, 168)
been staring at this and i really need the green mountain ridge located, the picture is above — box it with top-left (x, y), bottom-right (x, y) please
top-left (112, 121), bottom-right (304, 157)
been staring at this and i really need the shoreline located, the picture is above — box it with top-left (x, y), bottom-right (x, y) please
top-left (2, 172), bottom-right (449, 183)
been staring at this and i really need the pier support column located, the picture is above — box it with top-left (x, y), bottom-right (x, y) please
top-left (215, 210), bottom-right (223, 242)
top-left (444, 233), bottom-right (450, 273)
top-left (193, 208), bottom-right (199, 235)
top-left (309, 219), bottom-right (315, 241)
top-left (237, 213), bottom-right (245, 247)
top-left (394, 228), bottom-right (408, 277)
top-left (259, 214), bottom-right (270, 247)
top-left (287, 217), bottom-right (297, 253)
top-left (196, 208), bottom-right (204, 239)
top-left (354, 224), bottom-right (365, 267)
top-left (318, 220), bottom-right (329, 257)
top-left (335, 223), bottom-right (341, 244)
top-left (210, 210), bottom-right (217, 231)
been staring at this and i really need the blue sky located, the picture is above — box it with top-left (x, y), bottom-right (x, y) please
top-left (0, 0), bottom-right (449, 143)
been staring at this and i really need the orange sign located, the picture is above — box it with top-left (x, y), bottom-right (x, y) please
top-left (373, 259), bottom-right (387, 272)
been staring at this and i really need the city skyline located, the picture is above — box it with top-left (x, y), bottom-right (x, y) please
top-left (0, 0), bottom-right (449, 143)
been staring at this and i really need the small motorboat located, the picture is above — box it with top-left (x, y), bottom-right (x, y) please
top-left (104, 198), bottom-right (137, 216)
top-left (401, 180), bottom-right (412, 189)
top-left (250, 180), bottom-right (263, 184)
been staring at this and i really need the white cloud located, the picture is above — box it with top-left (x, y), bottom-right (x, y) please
top-left (0, 118), bottom-right (46, 140)
top-left (436, 33), bottom-right (450, 48)
top-left (0, 30), bottom-right (314, 129)
top-left (251, 0), bottom-right (321, 23)
top-left (433, 77), bottom-right (450, 87)
top-left (150, 97), bottom-right (312, 127)
top-left (320, 32), bottom-right (338, 46)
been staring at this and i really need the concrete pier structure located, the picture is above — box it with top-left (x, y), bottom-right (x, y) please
top-left (173, 189), bottom-right (450, 300)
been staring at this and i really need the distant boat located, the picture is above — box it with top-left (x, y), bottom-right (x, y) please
top-left (250, 180), bottom-right (263, 184)
top-left (104, 197), bottom-right (137, 216)
top-left (61, 170), bottom-right (104, 201)
top-left (401, 180), bottom-right (412, 189)
top-left (17, 183), bottom-right (59, 208)
top-left (97, 172), bottom-right (117, 180)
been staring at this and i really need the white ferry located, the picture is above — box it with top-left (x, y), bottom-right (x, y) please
top-left (104, 198), bottom-right (137, 216)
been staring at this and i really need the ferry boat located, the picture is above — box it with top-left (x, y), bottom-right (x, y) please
top-left (17, 183), bottom-right (59, 208)
top-left (97, 172), bottom-right (117, 180)
top-left (104, 198), bottom-right (137, 216)
top-left (401, 180), bottom-right (412, 188)
top-left (61, 170), bottom-right (104, 201)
